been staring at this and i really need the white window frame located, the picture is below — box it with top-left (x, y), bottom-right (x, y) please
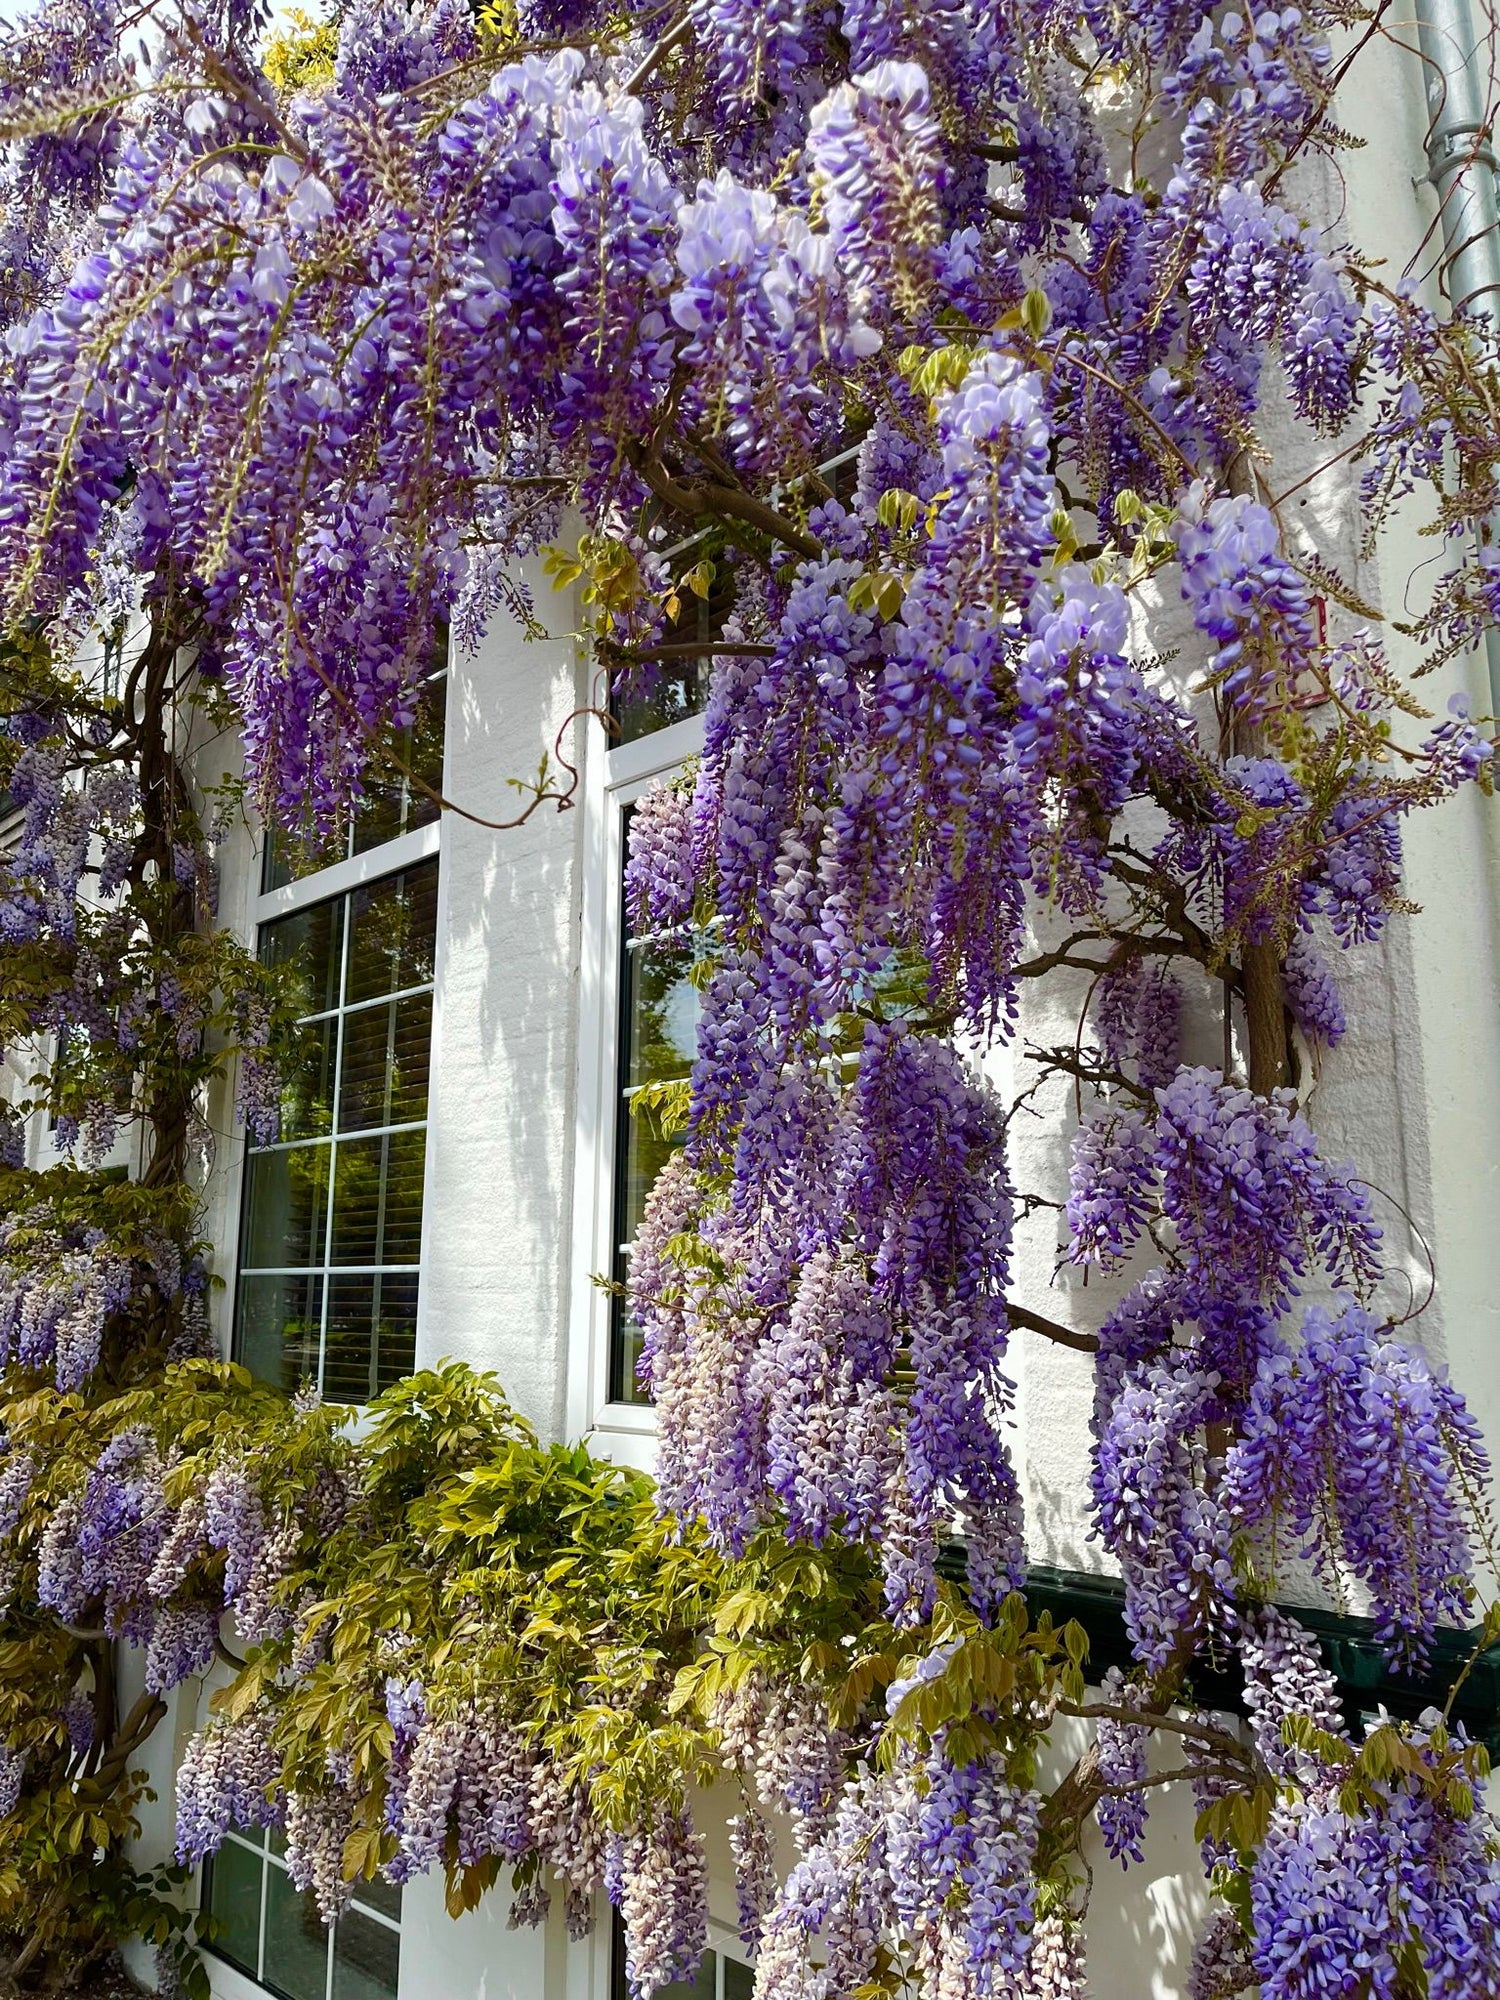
top-left (218, 813), bottom-right (444, 1396)
top-left (567, 710), bottom-right (705, 1457)
top-left (201, 1826), bottom-right (401, 2000)
top-left (566, 447), bottom-right (864, 1456)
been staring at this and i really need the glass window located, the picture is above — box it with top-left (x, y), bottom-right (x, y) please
top-left (608, 537), bottom-right (721, 748)
top-left (234, 859), bottom-right (437, 1402)
top-left (610, 808), bottom-right (700, 1404)
top-left (204, 1832), bottom-right (400, 2000)
top-left (262, 661), bottom-right (448, 891)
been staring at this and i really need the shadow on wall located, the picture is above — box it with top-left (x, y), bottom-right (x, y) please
top-left (417, 571), bottom-right (590, 1440)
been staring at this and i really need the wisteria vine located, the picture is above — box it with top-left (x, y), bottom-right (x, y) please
top-left (0, 0), bottom-right (1498, 1990)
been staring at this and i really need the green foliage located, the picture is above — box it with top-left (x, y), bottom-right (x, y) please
top-left (261, 9), bottom-right (338, 97)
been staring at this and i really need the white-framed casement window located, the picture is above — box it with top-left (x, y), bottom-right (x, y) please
top-left (202, 1828), bottom-right (400, 2000)
top-left (234, 852), bottom-right (438, 1402)
top-left (569, 453), bottom-right (862, 1447)
top-left (569, 706), bottom-right (705, 1442)
top-left (230, 666), bottom-right (445, 1405)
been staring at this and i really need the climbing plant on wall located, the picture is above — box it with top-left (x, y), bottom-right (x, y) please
top-left (0, 0), bottom-right (1499, 1991)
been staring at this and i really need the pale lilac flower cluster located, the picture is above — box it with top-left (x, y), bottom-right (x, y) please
top-left (1186, 1908), bottom-right (1253, 2000)
top-left (0, 1741), bottom-right (23, 1818)
top-left (1174, 489), bottom-right (1317, 702)
top-left (625, 776), bottom-right (698, 936)
top-left (1236, 1604), bottom-right (1343, 1778)
top-left (175, 1710), bottom-right (284, 1866)
top-left (1025, 1914), bottom-right (1088, 1998)
top-left (0, 1218), bottom-right (132, 1389)
top-left (384, 1699), bottom-right (533, 1882)
top-left (1095, 957), bottom-right (1183, 1089)
top-left (805, 62), bottom-right (946, 310)
top-left (1282, 931), bottom-right (1346, 1046)
top-left (620, 1811), bottom-right (709, 1997)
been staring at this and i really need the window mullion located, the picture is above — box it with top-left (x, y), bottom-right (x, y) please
top-left (255, 1843), bottom-right (269, 1982)
top-left (320, 893), bottom-right (351, 1397)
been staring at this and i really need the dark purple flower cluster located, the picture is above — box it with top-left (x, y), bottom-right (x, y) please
top-left (1227, 1302), bottom-right (1488, 1661)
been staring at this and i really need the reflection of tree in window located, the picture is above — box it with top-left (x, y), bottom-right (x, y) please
top-left (611, 813), bottom-right (701, 1404)
top-left (204, 1829), bottom-right (400, 2000)
top-left (235, 861), bottom-right (436, 1404)
top-left (262, 648), bottom-right (448, 891)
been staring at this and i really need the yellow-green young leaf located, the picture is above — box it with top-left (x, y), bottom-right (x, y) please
top-left (876, 487), bottom-right (921, 533)
top-left (1021, 287), bottom-right (1052, 338)
top-left (872, 574), bottom-right (906, 621)
top-left (1446, 1778), bottom-right (1475, 1818)
top-left (222, 1665), bottom-right (268, 1724)
top-left (1063, 1620), bottom-right (1089, 1667)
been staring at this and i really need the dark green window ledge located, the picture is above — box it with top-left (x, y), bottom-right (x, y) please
top-left (937, 1553), bottom-right (1500, 1753)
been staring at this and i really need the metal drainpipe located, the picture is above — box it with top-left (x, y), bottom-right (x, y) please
top-left (1412, 0), bottom-right (1500, 709)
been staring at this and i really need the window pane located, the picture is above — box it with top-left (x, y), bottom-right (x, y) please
top-left (350, 1875), bottom-right (402, 1923)
top-left (235, 1274), bottom-right (323, 1393)
top-left (263, 1866), bottom-right (330, 2000)
top-left (619, 1117), bottom-right (680, 1253)
top-left (352, 669), bottom-right (447, 857)
top-left (346, 863), bottom-right (438, 1006)
top-left (280, 1015), bottom-right (337, 1142)
top-left (332, 1908), bottom-right (400, 2000)
top-left (262, 820), bottom-right (348, 895)
top-left (626, 944), bottom-right (700, 1090)
top-left (322, 1274), bottom-right (418, 1406)
top-left (262, 899), bottom-right (345, 1015)
top-left (328, 1130), bottom-right (425, 1267)
top-left (337, 994), bottom-right (432, 1134)
top-left (243, 856), bottom-right (435, 1405)
top-left (241, 1145), bottom-right (330, 1271)
top-left (723, 1961), bottom-right (754, 2000)
top-left (205, 1838), bottom-right (263, 1977)
top-left (611, 875), bottom-right (698, 1405)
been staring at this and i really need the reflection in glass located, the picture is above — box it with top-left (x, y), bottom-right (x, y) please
top-left (332, 1907), bottom-right (401, 2000)
top-left (261, 897), bottom-right (344, 1013)
top-left (329, 1129), bottom-right (425, 1267)
top-left (242, 1146), bottom-right (330, 1271)
top-left (263, 1864), bottom-right (330, 2000)
top-left (279, 1015), bottom-right (337, 1142)
top-left (610, 832), bottom-right (701, 1403)
top-left (236, 1274), bottom-right (323, 1393)
top-left (323, 1273), bottom-right (418, 1405)
top-left (347, 865), bottom-right (438, 1006)
top-left (235, 859), bottom-right (436, 1404)
top-left (205, 1838), bottom-right (263, 1977)
top-left (337, 994), bottom-right (431, 1134)
top-left (722, 1959), bottom-right (755, 2000)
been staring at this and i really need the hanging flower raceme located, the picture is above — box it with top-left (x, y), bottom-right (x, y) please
top-left (806, 61), bottom-right (948, 315)
top-left (1226, 1301), bottom-right (1489, 1662)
